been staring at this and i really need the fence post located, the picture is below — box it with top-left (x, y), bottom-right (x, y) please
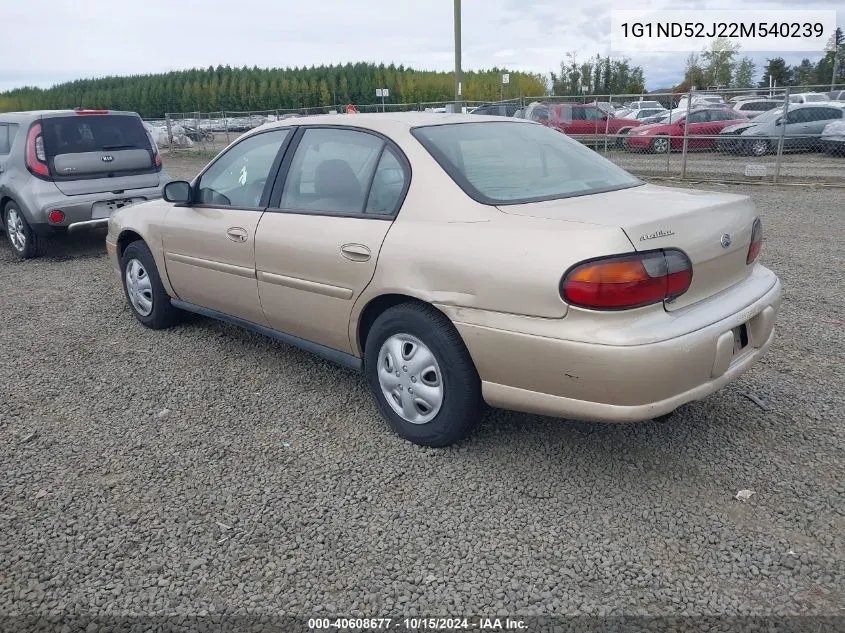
top-left (165, 113), bottom-right (173, 149)
top-left (773, 86), bottom-right (791, 184)
top-left (680, 91), bottom-right (693, 179)
top-left (603, 94), bottom-right (613, 155)
top-left (224, 111), bottom-right (230, 145)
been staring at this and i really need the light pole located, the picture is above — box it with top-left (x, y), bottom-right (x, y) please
top-left (454, 0), bottom-right (462, 111)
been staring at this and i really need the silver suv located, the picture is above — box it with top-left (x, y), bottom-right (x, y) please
top-left (0, 109), bottom-right (170, 258)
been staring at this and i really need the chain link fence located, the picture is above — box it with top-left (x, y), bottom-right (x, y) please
top-left (150, 87), bottom-right (844, 185)
top-left (521, 85), bottom-right (844, 186)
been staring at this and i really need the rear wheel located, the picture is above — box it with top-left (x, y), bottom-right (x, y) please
top-left (364, 302), bottom-right (483, 447)
top-left (3, 202), bottom-right (41, 259)
top-left (121, 241), bottom-right (182, 329)
top-left (650, 135), bottom-right (670, 154)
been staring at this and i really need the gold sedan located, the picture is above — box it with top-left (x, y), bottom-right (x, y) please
top-left (106, 113), bottom-right (781, 447)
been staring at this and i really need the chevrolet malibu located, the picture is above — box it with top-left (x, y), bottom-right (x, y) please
top-left (106, 113), bottom-right (782, 447)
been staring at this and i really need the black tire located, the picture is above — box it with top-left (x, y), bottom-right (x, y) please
top-left (120, 241), bottom-right (182, 330)
top-left (364, 302), bottom-right (483, 447)
top-left (3, 201), bottom-right (42, 259)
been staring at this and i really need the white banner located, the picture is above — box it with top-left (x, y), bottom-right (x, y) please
top-left (610, 10), bottom-right (837, 53)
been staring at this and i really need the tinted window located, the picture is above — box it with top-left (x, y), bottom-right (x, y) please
top-left (412, 121), bottom-right (641, 205)
top-left (280, 128), bottom-right (384, 215)
top-left (0, 124), bottom-right (17, 155)
top-left (686, 111), bottom-right (710, 124)
top-left (743, 101), bottom-right (779, 111)
top-left (365, 148), bottom-right (407, 215)
top-left (196, 129), bottom-right (289, 208)
top-left (787, 109), bottom-right (813, 124)
top-left (40, 115), bottom-right (151, 157)
top-left (810, 107), bottom-right (844, 121)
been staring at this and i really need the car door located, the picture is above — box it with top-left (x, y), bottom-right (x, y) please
top-left (161, 128), bottom-right (292, 325)
top-left (254, 126), bottom-right (408, 354)
top-left (803, 107), bottom-right (845, 149)
top-left (782, 108), bottom-right (814, 149)
top-left (682, 110), bottom-right (713, 149)
top-left (565, 106), bottom-right (598, 140)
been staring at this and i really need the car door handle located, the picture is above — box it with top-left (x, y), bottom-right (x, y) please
top-left (226, 227), bottom-right (248, 243)
top-left (340, 243), bottom-right (371, 262)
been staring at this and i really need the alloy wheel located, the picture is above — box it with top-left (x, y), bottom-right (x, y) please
top-left (6, 209), bottom-right (26, 253)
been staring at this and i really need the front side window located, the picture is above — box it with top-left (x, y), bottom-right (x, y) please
top-left (786, 109), bottom-right (812, 124)
top-left (196, 129), bottom-right (289, 208)
top-left (279, 128), bottom-right (384, 215)
top-left (686, 111), bottom-right (710, 124)
top-left (412, 121), bottom-right (642, 205)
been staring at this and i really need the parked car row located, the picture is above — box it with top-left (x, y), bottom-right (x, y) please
top-left (1, 109), bottom-right (782, 448)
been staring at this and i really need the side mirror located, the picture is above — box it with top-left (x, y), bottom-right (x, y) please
top-left (775, 117), bottom-right (783, 126)
top-left (163, 180), bottom-right (192, 204)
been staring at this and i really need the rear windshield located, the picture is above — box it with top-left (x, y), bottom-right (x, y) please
top-left (40, 115), bottom-right (152, 157)
top-left (412, 121), bottom-right (642, 205)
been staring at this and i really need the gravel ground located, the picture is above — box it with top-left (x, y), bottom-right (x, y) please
top-left (1, 155), bottom-right (843, 625)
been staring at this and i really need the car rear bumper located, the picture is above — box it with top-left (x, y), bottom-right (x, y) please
top-left (34, 186), bottom-right (164, 232)
top-left (450, 267), bottom-right (782, 422)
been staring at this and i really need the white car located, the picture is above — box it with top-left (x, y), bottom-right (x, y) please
top-left (732, 99), bottom-right (784, 119)
top-left (789, 93), bottom-right (830, 104)
top-left (676, 94), bottom-right (724, 111)
top-left (821, 120), bottom-right (845, 155)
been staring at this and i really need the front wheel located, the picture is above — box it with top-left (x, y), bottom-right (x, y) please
top-left (364, 302), bottom-right (483, 447)
top-left (121, 241), bottom-right (183, 329)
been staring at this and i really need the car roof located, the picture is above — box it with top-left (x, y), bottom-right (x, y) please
top-left (0, 109), bottom-right (140, 123)
top-left (247, 111), bottom-right (535, 136)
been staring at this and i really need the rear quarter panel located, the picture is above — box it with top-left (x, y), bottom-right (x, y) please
top-left (347, 128), bottom-right (636, 355)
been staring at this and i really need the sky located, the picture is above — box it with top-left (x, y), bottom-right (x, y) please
top-left (1, 0), bottom-right (841, 94)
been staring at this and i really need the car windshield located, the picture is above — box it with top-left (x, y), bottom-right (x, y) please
top-left (804, 94), bottom-right (830, 102)
top-left (752, 107), bottom-right (787, 123)
top-left (412, 121), bottom-right (642, 205)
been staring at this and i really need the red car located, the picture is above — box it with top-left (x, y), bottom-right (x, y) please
top-left (524, 102), bottom-right (641, 146)
top-left (626, 107), bottom-right (750, 153)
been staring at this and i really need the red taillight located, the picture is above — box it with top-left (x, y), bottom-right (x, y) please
top-left (25, 123), bottom-right (50, 177)
top-left (561, 250), bottom-right (693, 310)
top-left (48, 210), bottom-right (65, 223)
top-left (747, 217), bottom-right (763, 265)
top-left (74, 109), bottom-right (110, 115)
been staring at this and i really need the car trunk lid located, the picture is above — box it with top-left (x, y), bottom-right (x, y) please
top-left (498, 183), bottom-right (758, 311)
top-left (40, 113), bottom-right (160, 196)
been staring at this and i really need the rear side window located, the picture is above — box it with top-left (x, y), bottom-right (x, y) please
top-left (40, 115), bottom-right (152, 157)
top-left (0, 124), bottom-right (18, 155)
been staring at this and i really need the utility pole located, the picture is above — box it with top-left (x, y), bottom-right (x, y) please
top-left (454, 0), bottom-right (462, 112)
